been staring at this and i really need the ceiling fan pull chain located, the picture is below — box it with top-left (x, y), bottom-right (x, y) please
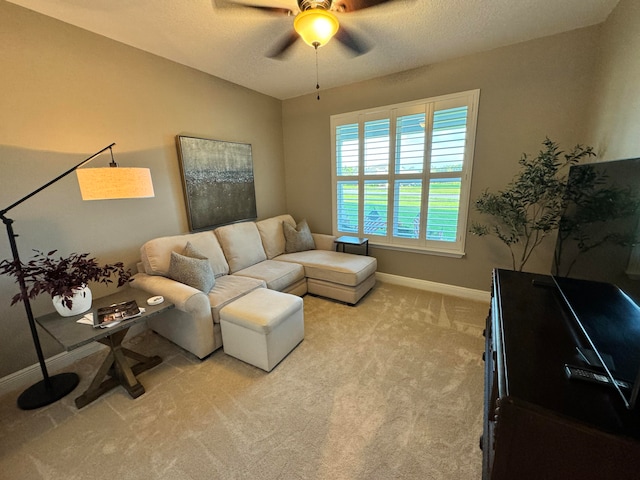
top-left (315, 43), bottom-right (320, 100)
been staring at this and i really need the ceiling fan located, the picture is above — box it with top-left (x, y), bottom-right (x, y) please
top-left (218, 0), bottom-right (401, 58)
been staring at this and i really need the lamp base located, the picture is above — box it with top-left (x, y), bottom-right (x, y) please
top-left (17, 372), bottom-right (80, 410)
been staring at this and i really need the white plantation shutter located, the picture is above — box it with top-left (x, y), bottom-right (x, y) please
top-left (430, 106), bottom-right (468, 173)
top-left (364, 180), bottom-right (388, 235)
top-left (394, 179), bottom-right (423, 239)
top-left (426, 178), bottom-right (461, 242)
top-left (331, 89), bottom-right (479, 256)
top-left (336, 180), bottom-right (358, 233)
top-left (364, 119), bottom-right (390, 175)
top-left (335, 123), bottom-right (359, 233)
top-left (395, 113), bottom-right (425, 174)
top-left (393, 110), bottom-right (426, 239)
top-left (336, 123), bottom-right (358, 176)
top-left (424, 104), bottom-right (468, 243)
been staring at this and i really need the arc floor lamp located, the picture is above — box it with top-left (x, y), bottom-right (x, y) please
top-left (0, 143), bottom-right (154, 410)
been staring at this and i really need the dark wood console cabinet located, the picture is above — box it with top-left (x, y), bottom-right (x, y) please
top-left (483, 269), bottom-right (640, 479)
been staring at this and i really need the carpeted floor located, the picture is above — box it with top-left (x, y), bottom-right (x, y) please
top-left (0, 282), bottom-right (488, 479)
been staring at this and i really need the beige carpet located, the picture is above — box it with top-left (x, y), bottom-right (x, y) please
top-left (0, 282), bottom-right (488, 480)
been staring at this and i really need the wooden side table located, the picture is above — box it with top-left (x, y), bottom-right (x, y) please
top-left (36, 288), bottom-right (173, 408)
top-left (335, 236), bottom-right (369, 255)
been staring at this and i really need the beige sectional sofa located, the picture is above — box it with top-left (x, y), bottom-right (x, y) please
top-left (130, 214), bottom-right (377, 359)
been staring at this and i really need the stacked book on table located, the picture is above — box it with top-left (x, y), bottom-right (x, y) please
top-left (94, 300), bottom-right (141, 328)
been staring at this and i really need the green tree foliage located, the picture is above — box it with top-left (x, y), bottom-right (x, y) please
top-left (470, 138), bottom-right (595, 271)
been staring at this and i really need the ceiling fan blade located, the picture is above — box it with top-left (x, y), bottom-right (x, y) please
top-left (213, 0), bottom-right (293, 15)
top-left (244, 5), bottom-right (293, 15)
top-left (267, 31), bottom-right (300, 59)
top-left (335, 26), bottom-right (370, 56)
top-left (331, 0), bottom-right (396, 13)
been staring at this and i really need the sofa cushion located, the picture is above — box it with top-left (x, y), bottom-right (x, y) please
top-left (207, 275), bottom-right (266, 323)
top-left (256, 214), bottom-right (296, 259)
top-left (283, 219), bottom-right (316, 253)
top-left (168, 250), bottom-right (215, 293)
top-left (233, 259), bottom-right (305, 292)
top-left (140, 231), bottom-right (229, 278)
top-left (277, 250), bottom-right (377, 287)
top-left (215, 221), bottom-right (267, 273)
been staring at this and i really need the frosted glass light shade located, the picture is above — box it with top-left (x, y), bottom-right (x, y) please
top-left (294, 9), bottom-right (339, 48)
top-left (76, 167), bottom-right (155, 200)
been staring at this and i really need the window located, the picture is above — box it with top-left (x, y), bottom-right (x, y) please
top-left (331, 90), bottom-right (479, 256)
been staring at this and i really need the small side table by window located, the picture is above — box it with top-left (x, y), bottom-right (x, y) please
top-left (335, 236), bottom-right (369, 255)
top-left (36, 288), bottom-right (173, 408)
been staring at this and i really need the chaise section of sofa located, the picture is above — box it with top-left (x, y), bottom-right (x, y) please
top-left (276, 249), bottom-right (377, 305)
top-left (257, 214), bottom-right (377, 304)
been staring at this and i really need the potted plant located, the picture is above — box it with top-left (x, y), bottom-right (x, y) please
top-left (469, 138), bottom-right (595, 271)
top-left (0, 249), bottom-right (131, 316)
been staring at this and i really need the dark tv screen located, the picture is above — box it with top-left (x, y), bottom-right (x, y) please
top-left (553, 157), bottom-right (640, 303)
top-left (552, 157), bottom-right (640, 408)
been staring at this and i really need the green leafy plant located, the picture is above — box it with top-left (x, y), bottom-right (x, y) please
top-left (470, 138), bottom-right (595, 271)
top-left (0, 250), bottom-right (131, 308)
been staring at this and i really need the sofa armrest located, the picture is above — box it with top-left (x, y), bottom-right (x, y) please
top-left (312, 233), bottom-right (337, 251)
top-left (130, 273), bottom-right (211, 316)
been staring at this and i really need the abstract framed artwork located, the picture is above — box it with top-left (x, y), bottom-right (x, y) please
top-left (177, 135), bottom-right (257, 231)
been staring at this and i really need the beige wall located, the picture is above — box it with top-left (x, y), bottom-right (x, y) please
top-left (586, 0), bottom-right (640, 161)
top-left (0, 2), bottom-right (286, 376)
top-left (282, 27), bottom-right (599, 291)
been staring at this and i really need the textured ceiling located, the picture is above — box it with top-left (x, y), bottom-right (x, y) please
top-left (7, 0), bottom-right (619, 100)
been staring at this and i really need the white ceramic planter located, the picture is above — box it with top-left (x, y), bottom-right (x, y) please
top-left (52, 285), bottom-right (92, 317)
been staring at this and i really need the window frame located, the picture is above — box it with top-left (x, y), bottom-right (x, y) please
top-left (330, 89), bottom-right (480, 257)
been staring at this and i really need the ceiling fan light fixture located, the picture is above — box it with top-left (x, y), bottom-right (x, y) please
top-left (294, 9), bottom-right (340, 48)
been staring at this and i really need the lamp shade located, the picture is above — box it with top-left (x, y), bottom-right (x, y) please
top-left (76, 167), bottom-right (155, 200)
top-left (294, 9), bottom-right (339, 48)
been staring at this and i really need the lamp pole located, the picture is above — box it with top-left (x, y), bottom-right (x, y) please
top-left (0, 143), bottom-right (115, 410)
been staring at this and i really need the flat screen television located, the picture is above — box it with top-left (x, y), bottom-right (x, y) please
top-left (551, 157), bottom-right (640, 409)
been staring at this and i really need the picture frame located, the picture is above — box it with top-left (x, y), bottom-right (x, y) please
top-left (176, 135), bottom-right (257, 231)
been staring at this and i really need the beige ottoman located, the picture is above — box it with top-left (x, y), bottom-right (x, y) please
top-left (219, 288), bottom-right (304, 372)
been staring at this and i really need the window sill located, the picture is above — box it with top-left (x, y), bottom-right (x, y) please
top-left (369, 242), bottom-right (465, 258)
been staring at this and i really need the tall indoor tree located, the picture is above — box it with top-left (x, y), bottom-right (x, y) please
top-left (470, 138), bottom-right (595, 271)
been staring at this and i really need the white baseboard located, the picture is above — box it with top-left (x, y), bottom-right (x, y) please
top-left (376, 272), bottom-right (491, 303)
top-left (0, 321), bottom-right (148, 398)
top-left (0, 342), bottom-right (105, 398)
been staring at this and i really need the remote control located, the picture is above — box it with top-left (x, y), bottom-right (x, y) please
top-left (565, 364), bottom-right (631, 389)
